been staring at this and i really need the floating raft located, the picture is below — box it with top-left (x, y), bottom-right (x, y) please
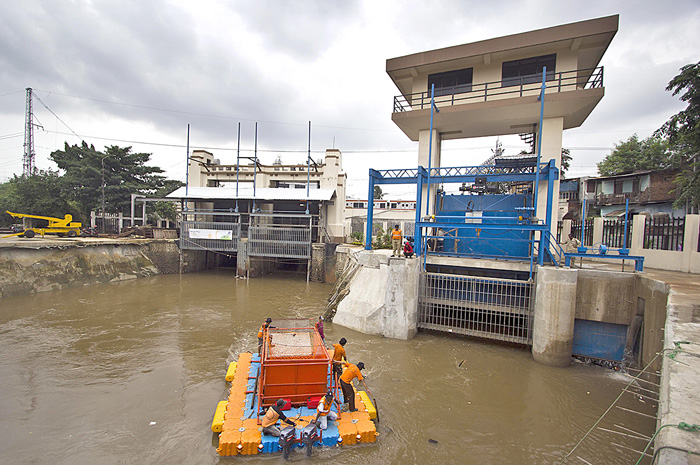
top-left (212, 350), bottom-right (378, 456)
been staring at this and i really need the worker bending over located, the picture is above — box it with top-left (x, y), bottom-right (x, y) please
top-left (314, 392), bottom-right (338, 430)
top-left (261, 399), bottom-right (297, 436)
top-left (339, 361), bottom-right (365, 412)
top-left (332, 338), bottom-right (347, 379)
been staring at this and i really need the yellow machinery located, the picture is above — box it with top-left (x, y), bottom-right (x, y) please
top-left (4, 211), bottom-right (82, 238)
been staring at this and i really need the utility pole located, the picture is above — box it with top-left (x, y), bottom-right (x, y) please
top-left (23, 88), bottom-right (36, 176)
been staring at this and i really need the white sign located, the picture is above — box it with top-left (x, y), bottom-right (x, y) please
top-left (189, 229), bottom-right (233, 240)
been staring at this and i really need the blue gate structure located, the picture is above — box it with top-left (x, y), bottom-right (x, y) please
top-left (364, 160), bottom-right (560, 277)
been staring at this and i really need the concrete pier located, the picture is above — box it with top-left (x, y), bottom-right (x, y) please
top-left (532, 267), bottom-right (578, 367)
top-left (333, 250), bottom-right (419, 340)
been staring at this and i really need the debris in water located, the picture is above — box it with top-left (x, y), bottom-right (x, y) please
top-left (428, 439), bottom-right (438, 444)
top-left (149, 421), bottom-right (157, 426)
top-left (458, 360), bottom-right (465, 368)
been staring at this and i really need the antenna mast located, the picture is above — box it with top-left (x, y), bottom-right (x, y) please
top-left (23, 87), bottom-right (36, 176)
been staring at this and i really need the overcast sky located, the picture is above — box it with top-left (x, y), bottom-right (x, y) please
top-left (1, 0), bottom-right (699, 199)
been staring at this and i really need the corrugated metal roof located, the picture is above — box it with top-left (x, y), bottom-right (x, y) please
top-left (166, 186), bottom-right (336, 201)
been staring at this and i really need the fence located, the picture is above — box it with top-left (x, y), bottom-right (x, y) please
top-left (602, 219), bottom-right (632, 249)
top-left (571, 219), bottom-right (594, 246)
top-left (418, 272), bottom-right (534, 345)
top-left (643, 217), bottom-right (685, 251)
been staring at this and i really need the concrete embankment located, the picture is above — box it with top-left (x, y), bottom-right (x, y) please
top-left (0, 238), bottom-right (209, 298)
top-left (330, 249), bottom-right (419, 340)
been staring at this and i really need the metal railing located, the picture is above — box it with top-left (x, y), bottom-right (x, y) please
top-left (602, 219), bottom-right (632, 249)
top-left (418, 272), bottom-right (534, 345)
top-left (571, 219), bottom-right (594, 247)
top-left (643, 217), bottom-right (685, 251)
top-left (393, 66), bottom-right (603, 112)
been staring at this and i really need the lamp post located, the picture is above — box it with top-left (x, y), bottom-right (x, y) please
top-left (101, 154), bottom-right (113, 234)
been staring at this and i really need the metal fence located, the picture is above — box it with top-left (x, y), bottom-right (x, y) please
top-left (180, 219), bottom-right (240, 252)
top-left (643, 217), bottom-right (685, 251)
top-left (556, 221), bottom-right (563, 242)
top-left (602, 219), bottom-right (632, 249)
top-left (248, 213), bottom-right (312, 259)
top-left (571, 219), bottom-right (594, 246)
top-left (418, 272), bottom-right (534, 345)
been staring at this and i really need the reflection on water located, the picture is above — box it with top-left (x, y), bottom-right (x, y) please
top-left (0, 270), bottom-right (653, 464)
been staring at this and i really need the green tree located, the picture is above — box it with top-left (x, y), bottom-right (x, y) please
top-left (561, 148), bottom-right (571, 179)
top-left (50, 143), bottom-right (167, 219)
top-left (373, 185), bottom-right (384, 200)
top-left (0, 170), bottom-right (79, 226)
top-left (151, 180), bottom-right (184, 223)
top-left (657, 61), bottom-right (700, 212)
top-left (596, 134), bottom-right (673, 176)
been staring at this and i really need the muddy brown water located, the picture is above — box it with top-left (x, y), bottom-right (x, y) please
top-left (0, 270), bottom-right (656, 464)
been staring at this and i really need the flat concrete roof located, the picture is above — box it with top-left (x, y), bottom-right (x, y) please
top-left (387, 15), bottom-right (618, 96)
top-left (167, 186), bottom-right (336, 202)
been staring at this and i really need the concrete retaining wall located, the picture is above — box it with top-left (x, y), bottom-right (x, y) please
top-left (0, 239), bottom-right (196, 298)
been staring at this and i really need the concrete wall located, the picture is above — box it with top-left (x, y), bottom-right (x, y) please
top-left (575, 270), bottom-right (635, 325)
top-left (0, 240), bottom-right (187, 298)
top-left (635, 276), bottom-right (669, 371)
top-left (333, 251), bottom-right (419, 340)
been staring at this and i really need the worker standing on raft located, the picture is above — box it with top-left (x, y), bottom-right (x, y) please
top-left (258, 318), bottom-right (272, 354)
top-left (315, 316), bottom-right (325, 344)
top-left (332, 338), bottom-right (347, 379)
top-left (313, 392), bottom-right (338, 430)
top-left (261, 399), bottom-right (296, 436)
top-left (339, 361), bottom-right (365, 412)
top-left (391, 224), bottom-right (402, 257)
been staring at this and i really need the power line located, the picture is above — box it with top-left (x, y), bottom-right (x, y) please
top-left (33, 93), bottom-right (83, 143)
top-left (32, 88), bottom-right (397, 133)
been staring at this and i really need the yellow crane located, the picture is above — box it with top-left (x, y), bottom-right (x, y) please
top-left (3, 211), bottom-right (82, 238)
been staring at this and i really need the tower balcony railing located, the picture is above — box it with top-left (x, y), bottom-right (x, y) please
top-left (393, 66), bottom-right (603, 113)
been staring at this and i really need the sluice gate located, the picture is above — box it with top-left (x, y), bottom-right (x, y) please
top-left (417, 270), bottom-right (534, 345)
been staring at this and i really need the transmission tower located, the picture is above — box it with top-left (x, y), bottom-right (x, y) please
top-left (23, 87), bottom-right (36, 176)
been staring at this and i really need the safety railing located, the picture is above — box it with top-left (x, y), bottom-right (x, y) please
top-left (393, 66), bottom-right (603, 112)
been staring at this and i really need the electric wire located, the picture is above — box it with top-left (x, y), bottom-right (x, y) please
top-left (32, 94), bottom-right (83, 143)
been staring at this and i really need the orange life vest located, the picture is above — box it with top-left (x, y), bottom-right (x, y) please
top-left (261, 406), bottom-right (280, 428)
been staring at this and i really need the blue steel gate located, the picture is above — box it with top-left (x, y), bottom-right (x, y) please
top-left (417, 272), bottom-right (535, 345)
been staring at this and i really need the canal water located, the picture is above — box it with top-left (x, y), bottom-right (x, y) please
top-left (0, 270), bottom-right (655, 464)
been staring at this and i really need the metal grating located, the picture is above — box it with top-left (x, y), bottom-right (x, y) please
top-left (249, 225), bottom-right (312, 258)
top-left (418, 272), bottom-right (534, 345)
top-left (180, 220), bottom-right (240, 252)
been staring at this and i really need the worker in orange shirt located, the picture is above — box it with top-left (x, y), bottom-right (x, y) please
top-left (391, 224), bottom-right (402, 257)
top-left (332, 338), bottom-right (347, 379)
top-left (258, 318), bottom-right (272, 354)
top-left (261, 399), bottom-right (297, 436)
top-left (339, 361), bottom-right (365, 412)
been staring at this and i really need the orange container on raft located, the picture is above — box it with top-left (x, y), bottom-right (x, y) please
top-left (259, 319), bottom-right (331, 408)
